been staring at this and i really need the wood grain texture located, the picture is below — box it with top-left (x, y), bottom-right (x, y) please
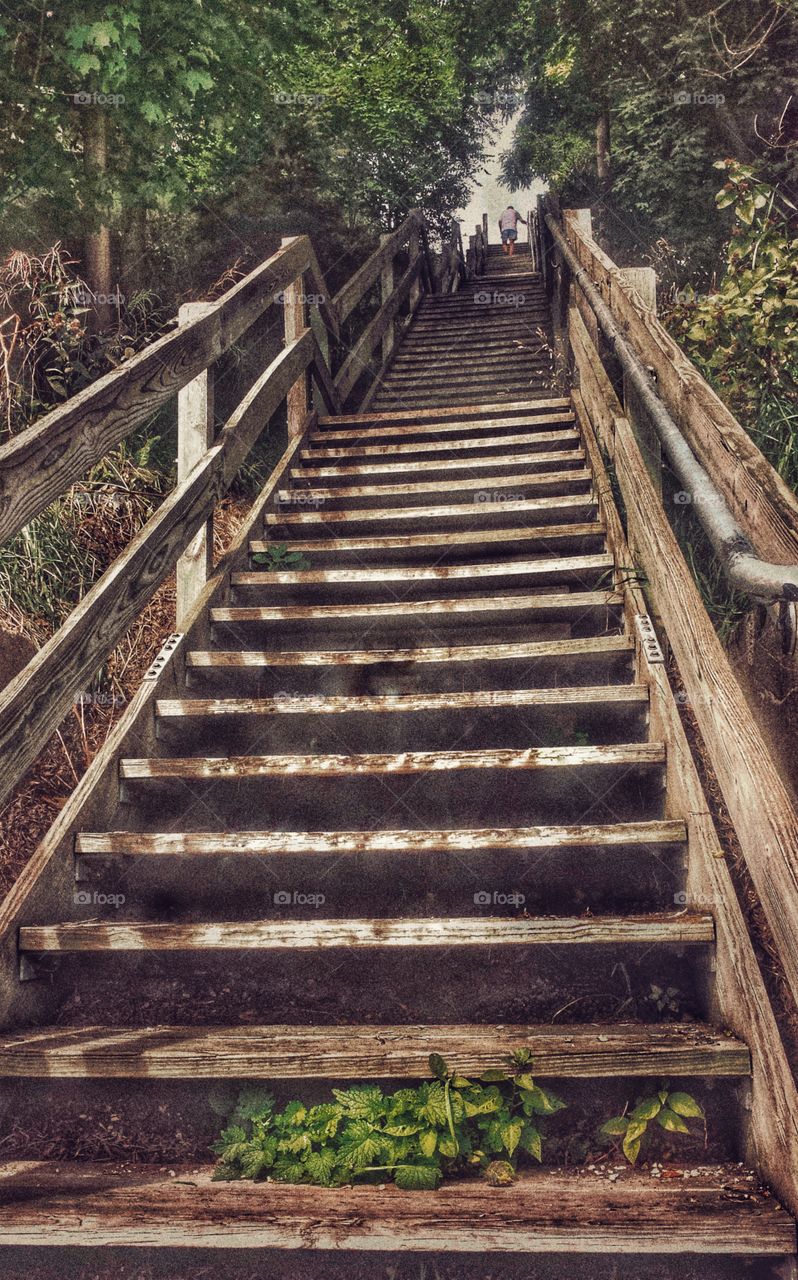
top-left (19, 912), bottom-right (714, 953)
top-left (250, 522), bottom-right (604, 554)
top-left (300, 427), bottom-right (580, 458)
top-left (266, 493), bottom-right (596, 527)
top-left (76, 819), bottom-right (685, 858)
top-left (209, 589), bottom-right (620, 627)
top-left (186, 634), bottom-right (634, 669)
top-left (0, 1164), bottom-right (788, 1252)
top-left (294, 447), bottom-right (585, 478)
top-left (613, 414), bottom-right (798, 1015)
top-left (232, 554), bottom-right (611, 587)
top-left (311, 411), bottom-right (574, 443)
top-left (276, 468), bottom-right (592, 502)
top-left (317, 397), bottom-right (571, 425)
top-left (0, 1021), bottom-right (748, 1079)
top-left (574, 377), bottom-right (798, 1216)
top-left (155, 685), bottom-right (647, 720)
top-left (118, 742), bottom-right (665, 780)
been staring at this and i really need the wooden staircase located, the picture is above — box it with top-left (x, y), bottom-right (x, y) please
top-left (0, 220), bottom-right (796, 1277)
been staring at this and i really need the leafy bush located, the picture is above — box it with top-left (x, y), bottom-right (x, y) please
top-left (664, 161), bottom-right (798, 493)
top-left (601, 1087), bottom-right (705, 1164)
top-left (212, 1050), bottom-right (566, 1190)
top-left (213, 1053), bottom-right (708, 1189)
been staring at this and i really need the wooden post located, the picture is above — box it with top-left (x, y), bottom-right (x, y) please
top-left (408, 221), bottom-right (422, 310)
top-left (482, 211), bottom-right (489, 245)
top-left (176, 301), bottom-right (215, 629)
top-left (380, 233), bottom-right (396, 363)
top-left (281, 237), bottom-right (308, 437)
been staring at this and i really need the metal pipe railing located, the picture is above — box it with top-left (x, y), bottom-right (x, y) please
top-left (545, 212), bottom-right (798, 605)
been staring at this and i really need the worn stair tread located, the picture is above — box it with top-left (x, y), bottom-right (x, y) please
top-left (118, 743), bottom-right (665, 781)
top-left (293, 448), bottom-right (585, 478)
top-left (0, 1021), bottom-right (748, 1079)
top-left (317, 399), bottom-right (570, 426)
top-left (309, 417), bottom-right (576, 444)
top-left (275, 469), bottom-right (592, 502)
top-left (76, 819), bottom-right (687, 858)
top-left (232, 554), bottom-right (612, 587)
top-left (211, 589), bottom-right (619, 625)
top-left (19, 912), bottom-right (713, 953)
top-left (186, 633), bottom-right (633, 669)
top-left (300, 427), bottom-right (579, 459)
top-left (0, 1163), bottom-right (789, 1252)
top-left (155, 685), bottom-right (647, 721)
top-left (265, 494), bottom-right (596, 526)
top-left (250, 522), bottom-right (604, 553)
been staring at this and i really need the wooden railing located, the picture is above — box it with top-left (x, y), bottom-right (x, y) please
top-left (0, 211), bottom-right (432, 810)
top-left (540, 198), bottom-right (798, 1016)
top-left (438, 219), bottom-right (467, 294)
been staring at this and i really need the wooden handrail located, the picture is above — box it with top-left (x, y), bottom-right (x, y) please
top-left (0, 236), bottom-right (312, 547)
top-left (0, 212), bottom-right (434, 807)
top-left (331, 211), bottom-right (424, 324)
top-left (558, 226), bottom-right (798, 1015)
top-left (558, 208), bottom-right (798, 568)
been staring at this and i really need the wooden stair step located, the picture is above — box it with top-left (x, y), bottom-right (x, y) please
top-left (76, 819), bottom-right (686, 859)
top-left (186, 633), bottom-right (633, 671)
top-left (292, 447), bottom-right (585, 479)
top-left (300, 427), bottom-right (580, 459)
top-left (0, 1021), bottom-right (748, 1079)
top-left (371, 391), bottom-right (558, 410)
top-left (19, 911), bottom-right (712, 954)
top-left (118, 743), bottom-right (665, 782)
top-left (251, 522), bottom-right (604, 555)
top-left (316, 398), bottom-right (571, 426)
top-left (310, 411), bottom-right (575, 444)
top-left (211, 589), bottom-right (621, 628)
top-left (265, 494), bottom-right (597, 529)
top-left (0, 1164), bottom-right (789, 1253)
top-left (277, 468), bottom-right (592, 503)
top-left (155, 685), bottom-right (648, 722)
top-left (231, 554), bottom-right (613, 590)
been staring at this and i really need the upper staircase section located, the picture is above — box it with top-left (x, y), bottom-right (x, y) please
top-left (373, 242), bottom-right (555, 411)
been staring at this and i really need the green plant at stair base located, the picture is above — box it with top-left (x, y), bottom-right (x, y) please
top-left (251, 543), bottom-right (310, 571)
top-left (211, 1050), bottom-right (566, 1190)
top-left (601, 1087), bottom-right (705, 1164)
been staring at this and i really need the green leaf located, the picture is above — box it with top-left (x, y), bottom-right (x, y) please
top-left (630, 1096), bottom-right (663, 1122)
top-left (480, 1069), bottom-right (508, 1082)
top-left (419, 1129), bottom-right (438, 1157)
top-left (520, 1084), bottom-right (566, 1115)
top-left (656, 1107), bottom-right (691, 1134)
top-left (500, 1119), bottom-right (524, 1157)
top-left (305, 1148), bottom-right (338, 1184)
top-left (667, 1092), bottom-right (705, 1119)
top-left (394, 1164), bottom-right (441, 1191)
top-left (520, 1123), bottom-right (542, 1161)
top-left (622, 1134), bottom-right (642, 1164)
top-left (600, 1116), bottom-right (629, 1136)
top-left (428, 1053), bottom-right (448, 1080)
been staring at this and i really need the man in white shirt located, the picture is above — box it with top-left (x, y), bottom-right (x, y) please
top-left (498, 206), bottom-right (527, 256)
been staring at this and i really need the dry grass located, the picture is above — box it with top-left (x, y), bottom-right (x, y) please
top-left (0, 497), bottom-right (249, 902)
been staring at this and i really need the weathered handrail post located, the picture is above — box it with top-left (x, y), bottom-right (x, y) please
top-left (482, 211), bottom-right (489, 245)
top-left (408, 218), bottom-right (423, 309)
top-left (380, 232), bottom-right (396, 364)
top-left (176, 301), bottom-right (215, 629)
top-left (281, 237), bottom-right (309, 437)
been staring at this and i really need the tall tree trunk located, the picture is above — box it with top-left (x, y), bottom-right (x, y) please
top-left (596, 110), bottom-right (611, 186)
top-left (82, 109), bottom-right (113, 331)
